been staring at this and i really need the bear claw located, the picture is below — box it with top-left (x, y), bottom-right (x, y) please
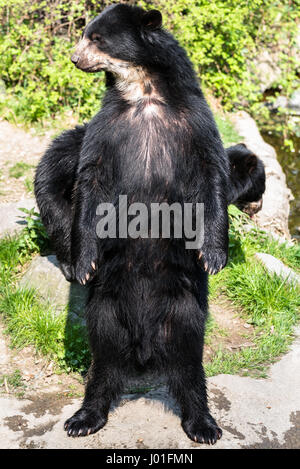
top-left (74, 257), bottom-right (98, 285)
top-left (64, 408), bottom-right (107, 437)
top-left (197, 248), bottom-right (227, 275)
top-left (182, 414), bottom-right (222, 445)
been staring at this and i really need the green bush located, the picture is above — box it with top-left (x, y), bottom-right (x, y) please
top-left (0, 0), bottom-right (107, 123)
top-left (0, 0), bottom-right (299, 124)
top-left (153, 0), bottom-right (299, 110)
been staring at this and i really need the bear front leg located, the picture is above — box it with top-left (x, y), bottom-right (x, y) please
top-left (34, 126), bottom-right (86, 281)
top-left (71, 166), bottom-right (102, 285)
top-left (196, 171), bottom-right (228, 275)
top-left (197, 214), bottom-right (228, 275)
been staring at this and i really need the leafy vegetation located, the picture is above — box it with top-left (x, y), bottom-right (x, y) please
top-left (0, 0), bottom-right (299, 127)
top-left (17, 207), bottom-right (50, 256)
top-left (214, 114), bottom-right (240, 146)
top-left (0, 369), bottom-right (23, 389)
top-left (0, 0), bottom-right (107, 124)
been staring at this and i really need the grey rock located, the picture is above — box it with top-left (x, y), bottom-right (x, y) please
top-left (0, 198), bottom-right (37, 238)
top-left (19, 254), bottom-right (88, 317)
top-left (288, 89), bottom-right (300, 111)
top-left (271, 90), bottom-right (300, 115)
top-left (250, 50), bottom-right (282, 93)
top-left (273, 95), bottom-right (288, 110)
top-left (231, 111), bottom-right (293, 238)
top-left (255, 252), bottom-right (300, 285)
top-left (0, 79), bottom-right (6, 96)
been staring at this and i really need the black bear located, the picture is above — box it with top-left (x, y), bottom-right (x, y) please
top-left (34, 3), bottom-right (264, 444)
top-left (226, 143), bottom-right (265, 216)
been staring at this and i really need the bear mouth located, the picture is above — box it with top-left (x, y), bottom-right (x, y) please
top-left (77, 63), bottom-right (106, 73)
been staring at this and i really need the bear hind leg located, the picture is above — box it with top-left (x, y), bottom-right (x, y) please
top-left (64, 359), bottom-right (124, 437)
top-left (64, 294), bottom-right (127, 437)
top-left (165, 294), bottom-right (222, 445)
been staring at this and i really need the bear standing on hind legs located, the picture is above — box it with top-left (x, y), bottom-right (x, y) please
top-left (35, 3), bottom-right (244, 444)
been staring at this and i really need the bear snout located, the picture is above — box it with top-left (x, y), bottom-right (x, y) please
top-left (71, 54), bottom-right (80, 65)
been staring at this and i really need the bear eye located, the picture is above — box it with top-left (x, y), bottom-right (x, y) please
top-left (91, 33), bottom-right (103, 44)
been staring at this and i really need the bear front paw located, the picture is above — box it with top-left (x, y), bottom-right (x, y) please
top-left (198, 247), bottom-right (227, 275)
top-left (74, 258), bottom-right (98, 285)
top-left (59, 261), bottom-right (75, 282)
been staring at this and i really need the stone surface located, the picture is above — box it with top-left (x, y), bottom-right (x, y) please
top-left (1, 326), bottom-right (299, 449)
top-left (19, 254), bottom-right (88, 317)
top-left (269, 91), bottom-right (300, 115)
top-left (288, 89), bottom-right (300, 111)
top-left (0, 198), bottom-right (37, 237)
top-left (0, 119), bottom-right (50, 204)
top-left (255, 252), bottom-right (300, 285)
top-left (231, 111), bottom-right (293, 238)
top-left (250, 50), bottom-right (282, 93)
top-left (0, 79), bottom-right (6, 96)
top-left (276, 95), bottom-right (289, 109)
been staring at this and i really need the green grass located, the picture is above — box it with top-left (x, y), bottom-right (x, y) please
top-left (204, 314), bottom-right (228, 347)
top-left (206, 205), bottom-right (300, 376)
top-left (0, 235), bottom-right (22, 271)
top-left (225, 263), bottom-right (299, 326)
top-left (0, 221), bottom-right (90, 373)
top-left (1, 289), bottom-right (65, 355)
top-left (0, 281), bottom-right (90, 373)
top-left (0, 369), bottom-right (26, 397)
top-left (9, 162), bottom-right (34, 179)
top-left (0, 369), bottom-right (23, 388)
top-left (215, 114), bottom-right (241, 147)
top-left (24, 176), bottom-right (34, 194)
top-left (227, 204), bottom-right (300, 272)
top-left (66, 384), bottom-right (84, 398)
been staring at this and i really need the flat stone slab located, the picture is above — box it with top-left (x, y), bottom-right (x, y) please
top-left (255, 252), bottom-right (300, 285)
top-left (19, 254), bottom-right (88, 317)
top-left (0, 199), bottom-right (37, 237)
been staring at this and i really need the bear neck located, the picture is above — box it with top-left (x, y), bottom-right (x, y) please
top-left (113, 67), bottom-right (165, 105)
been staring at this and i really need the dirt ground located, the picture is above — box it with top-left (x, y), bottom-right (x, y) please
top-left (0, 120), bottom-right (50, 202)
top-left (204, 299), bottom-right (255, 361)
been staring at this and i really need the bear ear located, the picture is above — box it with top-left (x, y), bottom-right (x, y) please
top-left (141, 10), bottom-right (162, 30)
top-left (245, 153), bottom-right (258, 173)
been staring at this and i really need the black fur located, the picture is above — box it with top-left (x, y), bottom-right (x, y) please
top-left (36, 134), bottom-right (265, 270)
top-left (227, 143), bottom-right (266, 215)
top-left (34, 4), bottom-right (263, 445)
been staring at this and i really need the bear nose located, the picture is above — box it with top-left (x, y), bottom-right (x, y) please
top-left (71, 54), bottom-right (80, 64)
